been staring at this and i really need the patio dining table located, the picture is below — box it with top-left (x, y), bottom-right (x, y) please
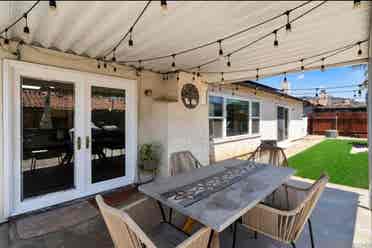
top-left (139, 159), bottom-right (295, 248)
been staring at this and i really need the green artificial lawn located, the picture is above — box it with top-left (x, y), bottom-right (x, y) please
top-left (288, 139), bottom-right (369, 189)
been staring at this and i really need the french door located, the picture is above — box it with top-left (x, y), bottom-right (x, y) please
top-left (277, 106), bottom-right (289, 142)
top-left (3, 60), bottom-right (137, 216)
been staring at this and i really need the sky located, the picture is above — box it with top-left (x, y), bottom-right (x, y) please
top-left (258, 64), bottom-right (367, 102)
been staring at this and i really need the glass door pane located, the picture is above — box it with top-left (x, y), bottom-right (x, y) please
top-left (21, 77), bottom-right (75, 200)
top-left (91, 86), bottom-right (126, 183)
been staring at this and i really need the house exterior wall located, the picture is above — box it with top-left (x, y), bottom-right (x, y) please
top-left (210, 88), bottom-right (307, 162)
top-left (0, 42), bottom-right (208, 222)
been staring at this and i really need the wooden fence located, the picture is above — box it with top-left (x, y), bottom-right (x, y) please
top-left (308, 111), bottom-right (367, 138)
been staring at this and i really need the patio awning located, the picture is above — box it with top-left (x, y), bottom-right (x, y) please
top-left (0, 1), bottom-right (370, 81)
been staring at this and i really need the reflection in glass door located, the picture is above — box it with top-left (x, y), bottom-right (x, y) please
top-left (21, 77), bottom-right (75, 199)
top-left (90, 86), bottom-right (126, 183)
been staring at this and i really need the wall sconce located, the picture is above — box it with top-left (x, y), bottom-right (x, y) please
top-left (144, 89), bottom-right (152, 97)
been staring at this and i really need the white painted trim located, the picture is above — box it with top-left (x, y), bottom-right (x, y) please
top-left (208, 92), bottom-right (262, 142)
top-left (2, 59), bottom-right (138, 217)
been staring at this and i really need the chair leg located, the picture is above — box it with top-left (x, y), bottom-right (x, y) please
top-left (232, 221), bottom-right (238, 248)
top-left (291, 242), bottom-right (296, 248)
top-left (308, 219), bottom-right (315, 248)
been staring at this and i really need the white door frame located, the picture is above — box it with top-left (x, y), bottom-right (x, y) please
top-left (83, 76), bottom-right (137, 195)
top-left (2, 59), bottom-right (137, 217)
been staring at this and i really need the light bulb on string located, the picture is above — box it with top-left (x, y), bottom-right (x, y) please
top-left (320, 58), bottom-right (325, 72)
top-left (283, 72), bottom-right (287, 83)
top-left (176, 71), bottom-right (180, 81)
top-left (218, 40), bottom-right (224, 57)
top-left (353, 0), bottom-right (361, 9)
top-left (171, 54), bottom-right (176, 71)
top-left (128, 28), bottom-right (134, 47)
top-left (160, 0), bottom-right (167, 12)
top-left (221, 72), bottom-right (224, 82)
top-left (192, 72), bottom-right (196, 81)
top-left (273, 30), bottom-right (279, 47)
top-left (103, 57), bottom-right (107, 69)
top-left (112, 49), bottom-right (116, 62)
top-left (197, 67), bottom-right (201, 78)
top-left (23, 13), bottom-right (31, 43)
top-left (315, 88), bottom-right (319, 97)
top-left (227, 55), bottom-right (231, 67)
top-left (256, 68), bottom-right (259, 81)
top-left (3, 28), bottom-right (10, 48)
top-left (97, 59), bottom-right (101, 69)
top-left (285, 11), bottom-right (292, 32)
top-left (49, 0), bottom-right (57, 15)
top-left (300, 59), bottom-right (305, 72)
top-left (357, 42), bottom-right (362, 56)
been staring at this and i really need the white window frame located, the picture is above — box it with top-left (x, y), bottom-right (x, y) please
top-left (208, 92), bottom-right (261, 143)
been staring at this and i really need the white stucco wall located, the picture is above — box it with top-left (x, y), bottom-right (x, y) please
top-left (0, 42), bottom-right (209, 221)
top-left (210, 88), bottom-right (307, 162)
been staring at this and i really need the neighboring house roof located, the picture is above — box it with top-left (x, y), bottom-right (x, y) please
top-left (313, 105), bottom-right (367, 112)
top-left (22, 90), bottom-right (126, 111)
top-left (232, 80), bottom-right (307, 103)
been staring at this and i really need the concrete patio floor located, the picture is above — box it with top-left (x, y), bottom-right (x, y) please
top-left (0, 177), bottom-right (370, 248)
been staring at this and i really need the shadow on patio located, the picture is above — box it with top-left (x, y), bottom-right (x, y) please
top-left (2, 179), bottom-right (369, 248)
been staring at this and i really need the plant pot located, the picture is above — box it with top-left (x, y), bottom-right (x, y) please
top-left (143, 160), bottom-right (157, 170)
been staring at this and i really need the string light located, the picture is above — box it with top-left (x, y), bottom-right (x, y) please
top-left (353, 0), bottom-right (361, 8)
top-left (315, 88), bottom-right (319, 97)
top-left (221, 72), bottom-right (224, 82)
top-left (128, 28), bottom-right (134, 47)
top-left (320, 58), bottom-right (325, 72)
top-left (112, 49), bottom-right (116, 62)
top-left (357, 42), bottom-right (362, 56)
top-left (285, 10), bottom-right (292, 32)
top-left (283, 72), bottom-right (287, 83)
top-left (49, 0), bottom-right (57, 10)
top-left (4, 28), bottom-right (9, 45)
top-left (97, 59), bottom-right (101, 69)
top-left (23, 13), bottom-right (30, 35)
top-left (192, 72), bottom-right (196, 81)
top-left (227, 55), bottom-right (231, 67)
top-left (171, 54), bottom-right (176, 70)
top-left (358, 88), bottom-right (362, 97)
top-left (103, 57), bottom-right (107, 68)
top-left (160, 0), bottom-right (167, 11)
top-left (256, 68), bottom-right (259, 81)
top-left (273, 30), bottom-right (279, 47)
top-left (118, 1), bottom-right (314, 67)
top-left (353, 90), bottom-right (357, 98)
top-left (176, 71), bottom-right (180, 81)
top-left (197, 67), bottom-right (201, 78)
top-left (300, 59), bottom-right (305, 71)
top-left (218, 40), bottom-right (224, 57)
top-left (113, 66), bottom-right (117, 72)
top-left (254, 86), bottom-right (258, 95)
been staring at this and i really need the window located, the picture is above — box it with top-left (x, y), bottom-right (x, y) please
top-left (226, 99), bottom-right (249, 136)
top-left (209, 96), bottom-right (223, 138)
top-left (251, 102), bottom-right (260, 134)
top-left (208, 95), bottom-right (260, 139)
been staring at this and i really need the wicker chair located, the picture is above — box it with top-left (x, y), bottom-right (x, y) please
top-left (96, 195), bottom-right (211, 248)
top-left (248, 143), bottom-right (288, 167)
top-left (237, 174), bottom-right (329, 248)
top-left (169, 151), bottom-right (202, 176)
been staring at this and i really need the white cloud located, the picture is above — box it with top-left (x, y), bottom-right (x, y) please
top-left (297, 74), bottom-right (304, 80)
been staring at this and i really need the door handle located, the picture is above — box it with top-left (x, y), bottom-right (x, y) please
top-left (77, 137), bottom-right (81, 150)
top-left (86, 136), bottom-right (90, 149)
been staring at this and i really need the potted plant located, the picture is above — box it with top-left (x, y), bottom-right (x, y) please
top-left (139, 144), bottom-right (158, 170)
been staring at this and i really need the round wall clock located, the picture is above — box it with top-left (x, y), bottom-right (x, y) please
top-left (181, 83), bottom-right (199, 109)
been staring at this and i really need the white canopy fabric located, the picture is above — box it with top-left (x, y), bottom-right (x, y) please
top-left (0, 1), bottom-right (370, 81)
